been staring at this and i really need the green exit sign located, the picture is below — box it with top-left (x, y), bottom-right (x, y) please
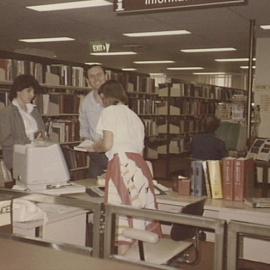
top-left (90, 41), bottom-right (110, 53)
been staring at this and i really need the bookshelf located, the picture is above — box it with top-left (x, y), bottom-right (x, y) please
top-left (0, 50), bottom-right (248, 181)
top-left (153, 79), bottom-right (247, 179)
top-left (0, 51), bottom-right (158, 180)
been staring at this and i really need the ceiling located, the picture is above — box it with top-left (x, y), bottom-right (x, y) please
top-left (0, 0), bottom-right (270, 81)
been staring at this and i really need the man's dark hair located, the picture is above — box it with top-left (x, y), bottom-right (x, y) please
top-left (204, 115), bottom-right (221, 133)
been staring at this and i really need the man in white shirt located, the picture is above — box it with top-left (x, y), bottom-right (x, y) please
top-left (79, 65), bottom-right (108, 178)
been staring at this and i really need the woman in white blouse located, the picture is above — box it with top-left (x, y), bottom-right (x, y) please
top-left (88, 80), bottom-right (161, 253)
top-left (0, 74), bottom-right (45, 171)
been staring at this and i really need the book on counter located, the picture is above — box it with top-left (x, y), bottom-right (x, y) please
top-left (73, 139), bottom-right (94, 152)
top-left (222, 157), bottom-right (236, 200)
top-left (234, 158), bottom-right (255, 201)
top-left (244, 197), bottom-right (270, 208)
top-left (207, 160), bottom-right (223, 199)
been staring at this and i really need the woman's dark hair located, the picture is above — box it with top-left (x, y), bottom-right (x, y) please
top-left (98, 80), bottom-right (128, 105)
top-left (9, 74), bottom-right (42, 101)
top-left (204, 115), bottom-right (221, 133)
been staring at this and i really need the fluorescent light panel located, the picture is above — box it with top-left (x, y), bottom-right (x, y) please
top-left (85, 62), bottom-right (102, 65)
top-left (181, 48), bottom-right (236, 53)
top-left (193, 72), bottom-right (227, 75)
top-left (134, 60), bottom-right (175, 64)
top-left (260, 25), bottom-right (270, 30)
top-left (167, 67), bottom-right (203, 70)
top-left (19, 37), bottom-right (74, 43)
top-left (91, 51), bottom-right (137, 56)
top-left (122, 68), bottom-right (137, 71)
top-left (123, 30), bottom-right (190, 37)
top-left (240, 66), bottom-right (256, 69)
top-left (215, 58), bottom-right (256, 62)
top-left (26, 0), bottom-right (112, 11)
top-left (150, 73), bottom-right (165, 76)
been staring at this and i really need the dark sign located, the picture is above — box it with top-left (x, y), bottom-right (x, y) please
top-left (114, 0), bottom-right (247, 14)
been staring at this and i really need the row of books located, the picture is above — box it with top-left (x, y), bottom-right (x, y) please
top-left (61, 145), bottom-right (88, 170)
top-left (35, 94), bottom-right (83, 115)
top-left (157, 117), bottom-right (205, 135)
top-left (45, 65), bottom-right (85, 87)
top-left (47, 118), bottom-right (80, 143)
top-left (157, 100), bottom-right (216, 116)
top-left (106, 70), bottom-right (156, 94)
top-left (143, 119), bottom-right (158, 137)
top-left (0, 59), bottom-right (86, 87)
top-left (0, 59), bottom-right (43, 82)
top-left (215, 102), bottom-right (246, 121)
top-left (191, 158), bottom-right (255, 201)
top-left (157, 136), bottom-right (191, 155)
top-left (158, 82), bottom-right (241, 101)
top-left (129, 98), bottom-right (157, 115)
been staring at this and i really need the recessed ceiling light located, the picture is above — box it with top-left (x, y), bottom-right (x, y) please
top-left (181, 48), bottom-right (236, 53)
top-left (167, 67), bottom-right (204, 70)
top-left (240, 66), bottom-right (256, 69)
top-left (19, 37), bottom-right (74, 43)
top-left (91, 51), bottom-right (137, 56)
top-left (85, 62), bottom-right (102, 65)
top-left (123, 30), bottom-right (191, 37)
top-left (149, 73), bottom-right (165, 76)
top-left (260, 25), bottom-right (270, 30)
top-left (26, 0), bottom-right (112, 12)
top-left (122, 68), bottom-right (137, 71)
top-left (134, 60), bottom-right (175, 64)
top-left (193, 72), bottom-right (227, 75)
top-left (215, 58), bottom-right (256, 62)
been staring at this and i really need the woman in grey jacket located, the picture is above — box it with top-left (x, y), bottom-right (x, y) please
top-left (0, 74), bottom-right (46, 170)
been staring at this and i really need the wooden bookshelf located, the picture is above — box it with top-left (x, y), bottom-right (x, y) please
top-left (0, 51), bottom-right (159, 179)
top-left (152, 79), bottom-right (247, 179)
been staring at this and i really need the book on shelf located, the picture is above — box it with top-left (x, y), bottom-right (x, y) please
top-left (169, 124), bottom-right (180, 134)
top-left (157, 144), bottom-right (167, 155)
top-left (157, 101), bottom-right (168, 115)
top-left (222, 157), bottom-right (236, 200)
top-left (169, 105), bottom-right (181, 116)
top-left (244, 197), bottom-right (270, 208)
top-left (145, 146), bottom-right (158, 159)
top-left (207, 160), bottom-right (223, 199)
top-left (158, 86), bottom-right (169, 97)
top-left (234, 158), bottom-right (255, 201)
top-left (201, 161), bottom-right (212, 198)
top-left (73, 139), bottom-right (94, 152)
top-left (0, 68), bottom-right (5, 81)
top-left (45, 71), bottom-right (60, 85)
top-left (191, 160), bottom-right (206, 197)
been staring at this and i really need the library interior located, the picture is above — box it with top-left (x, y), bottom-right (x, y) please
top-left (0, 1), bottom-right (270, 270)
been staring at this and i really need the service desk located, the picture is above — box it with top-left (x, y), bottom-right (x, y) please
top-left (0, 235), bottom-right (158, 270)
top-left (0, 188), bottom-right (103, 257)
top-left (157, 191), bottom-right (270, 265)
top-left (69, 178), bottom-right (270, 264)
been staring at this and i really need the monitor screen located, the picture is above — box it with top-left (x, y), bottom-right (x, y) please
top-left (13, 142), bottom-right (70, 191)
top-left (215, 121), bottom-right (247, 151)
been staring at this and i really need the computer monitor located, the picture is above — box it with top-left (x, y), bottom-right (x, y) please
top-left (13, 142), bottom-right (70, 191)
top-left (215, 121), bottom-right (247, 151)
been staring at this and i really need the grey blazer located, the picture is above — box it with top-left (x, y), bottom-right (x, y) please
top-left (0, 104), bottom-right (45, 169)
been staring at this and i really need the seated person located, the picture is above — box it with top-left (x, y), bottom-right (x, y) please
top-left (191, 116), bottom-right (227, 160)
